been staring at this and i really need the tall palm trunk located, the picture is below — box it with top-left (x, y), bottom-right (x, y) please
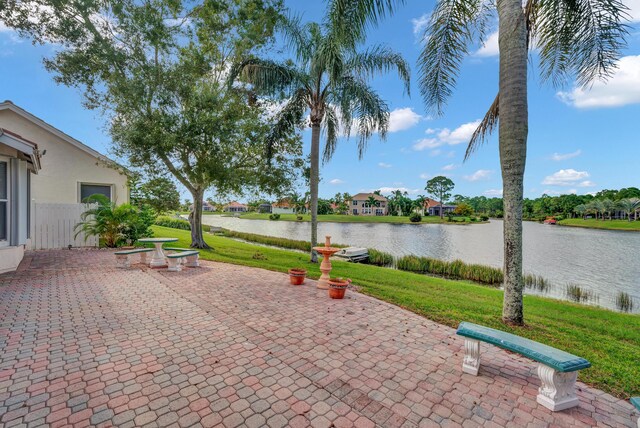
top-left (189, 187), bottom-right (210, 249)
top-left (497, 0), bottom-right (528, 325)
top-left (309, 122), bottom-right (320, 262)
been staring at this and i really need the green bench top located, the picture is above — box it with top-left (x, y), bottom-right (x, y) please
top-left (631, 397), bottom-right (640, 411)
top-left (114, 248), bottom-right (153, 255)
top-left (167, 250), bottom-right (199, 258)
top-left (456, 322), bottom-right (591, 373)
top-left (164, 247), bottom-right (195, 251)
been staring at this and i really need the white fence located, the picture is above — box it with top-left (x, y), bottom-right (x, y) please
top-left (33, 203), bottom-right (98, 250)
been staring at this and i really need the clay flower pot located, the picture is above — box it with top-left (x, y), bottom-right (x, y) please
top-left (288, 268), bottom-right (307, 285)
top-left (328, 278), bottom-right (351, 299)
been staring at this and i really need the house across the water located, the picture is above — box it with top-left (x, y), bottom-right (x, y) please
top-left (223, 201), bottom-right (248, 213)
top-left (348, 193), bottom-right (388, 216)
top-left (423, 198), bottom-right (457, 216)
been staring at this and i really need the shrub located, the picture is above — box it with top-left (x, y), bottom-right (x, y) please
top-left (269, 213), bottom-right (281, 220)
top-left (296, 215), bottom-right (303, 221)
top-left (454, 203), bottom-right (474, 217)
top-left (396, 255), bottom-right (503, 286)
top-left (615, 291), bottom-right (634, 312)
top-left (75, 194), bottom-right (154, 248)
top-left (366, 249), bottom-right (394, 267)
top-left (155, 215), bottom-right (191, 230)
top-left (480, 215), bottom-right (489, 221)
top-left (409, 212), bottom-right (422, 223)
top-left (219, 229), bottom-right (347, 252)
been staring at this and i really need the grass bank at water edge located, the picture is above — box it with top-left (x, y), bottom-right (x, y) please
top-left (238, 212), bottom-right (475, 224)
top-left (558, 218), bottom-right (640, 231)
top-left (151, 225), bottom-right (640, 399)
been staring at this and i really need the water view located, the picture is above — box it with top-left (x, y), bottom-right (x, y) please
top-left (202, 216), bottom-right (640, 313)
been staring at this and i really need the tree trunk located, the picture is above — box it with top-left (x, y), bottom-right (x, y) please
top-left (309, 123), bottom-right (320, 263)
top-left (189, 188), bottom-right (210, 249)
top-left (497, 0), bottom-right (528, 326)
top-left (439, 200), bottom-right (444, 219)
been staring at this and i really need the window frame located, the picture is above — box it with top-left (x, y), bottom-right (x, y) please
top-left (78, 182), bottom-right (113, 203)
top-left (0, 157), bottom-right (10, 247)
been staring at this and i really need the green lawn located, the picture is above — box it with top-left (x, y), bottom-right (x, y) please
top-left (239, 212), bottom-right (473, 224)
top-left (151, 225), bottom-right (640, 399)
top-left (558, 218), bottom-right (640, 231)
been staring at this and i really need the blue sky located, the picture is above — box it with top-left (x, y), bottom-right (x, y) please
top-left (1, 1), bottom-right (639, 201)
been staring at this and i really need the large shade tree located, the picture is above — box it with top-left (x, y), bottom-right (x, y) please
top-left (230, 14), bottom-right (410, 261)
top-left (331, 0), bottom-right (628, 325)
top-left (0, 0), bottom-right (302, 248)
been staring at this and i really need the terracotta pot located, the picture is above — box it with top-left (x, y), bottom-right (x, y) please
top-left (288, 268), bottom-right (307, 285)
top-left (328, 278), bottom-right (351, 299)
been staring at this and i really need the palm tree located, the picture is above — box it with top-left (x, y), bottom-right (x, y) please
top-left (330, 0), bottom-right (627, 325)
top-left (602, 199), bottom-right (616, 220)
top-left (366, 195), bottom-right (380, 216)
top-left (414, 195), bottom-right (427, 215)
top-left (617, 198), bottom-right (640, 221)
top-left (573, 204), bottom-right (587, 220)
top-left (230, 15), bottom-right (409, 262)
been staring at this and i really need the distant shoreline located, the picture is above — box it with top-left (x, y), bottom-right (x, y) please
top-left (557, 218), bottom-right (640, 232)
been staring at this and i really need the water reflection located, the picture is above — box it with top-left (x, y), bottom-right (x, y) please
top-left (201, 216), bottom-right (640, 313)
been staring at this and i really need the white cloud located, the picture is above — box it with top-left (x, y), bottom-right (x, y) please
top-left (425, 128), bottom-right (436, 135)
top-left (464, 169), bottom-right (493, 182)
top-left (329, 178), bottom-right (344, 185)
top-left (475, 30), bottom-right (499, 57)
top-left (550, 150), bottom-right (582, 161)
top-left (378, 162), bottom-right (392, 168)
top-left (578, 180), bottom-right (596, 187)
top-left (627, 0), bottom-right (640, 22)
top-left (557, 55), bottom-right (640, 108)
top-left (388, 108), bottom-right (422, 132)
top-left (412, 119), bottom-right (481, 151)
top-left (411, 13), bottom-right (430, 38)
top-left (483, 189), bottom-right (503, 197)
top-left (419, 173), bottom-right (431, 180)
top-left (542, 169), bottom-right (591, 186)
top-left (442, 163), bottom-right (457, 171)
top-left (374, 187), bottom-right (422, 195)
top-left (542, 189), bottom-right (578, 196)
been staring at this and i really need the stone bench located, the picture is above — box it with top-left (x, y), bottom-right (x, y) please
top-left (456, 322), bottom-right (591, 411)
top-left (114, 248), bottom-right (153, 268)
top-left (631, 397), bottom-right (640, 427)
top-left (166, 250), bottom-right (200, 272)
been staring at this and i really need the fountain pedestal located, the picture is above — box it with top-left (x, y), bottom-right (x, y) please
top-left (313, 236), bottom-right (341, 289)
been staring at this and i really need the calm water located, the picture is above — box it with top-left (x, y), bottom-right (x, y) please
top-left (201, 216), bottom-right (640, 313)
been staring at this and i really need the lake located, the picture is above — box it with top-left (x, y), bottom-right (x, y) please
top-left (200, 216), bottom-right (640, 313)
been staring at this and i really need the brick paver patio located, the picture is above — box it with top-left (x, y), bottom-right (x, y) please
top-left (0, 249), bottom-right (637, 427)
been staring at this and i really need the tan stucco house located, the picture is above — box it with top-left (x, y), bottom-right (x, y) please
top-left (0, 101), bottom-right (129, 273)
top-left (348, 193), bottom-right (388, 216)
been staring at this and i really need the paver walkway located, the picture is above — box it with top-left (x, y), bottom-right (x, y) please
top-left (0, 250), bottom-right (637, 427)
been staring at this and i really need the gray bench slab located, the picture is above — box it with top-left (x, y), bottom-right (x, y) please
top-left (114, 248), bottom-right (153, 268)
top-left (456, 322), bottom-right (591, 411)
top-left (631, 397), bottom-right (640, 428)
top-left (166, 250), bottom-right (200, 271)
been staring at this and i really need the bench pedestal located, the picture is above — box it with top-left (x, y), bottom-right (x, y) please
top-left (167, 258), bottom-right (183, 272)
top-left (115, 254), bottom-right (131, 269)
top-left (462, 339), bottom-right (480, 376)
top-left (536, 365), bottom-right (579, 411)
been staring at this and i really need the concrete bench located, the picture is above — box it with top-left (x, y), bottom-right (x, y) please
top-left (631, 397), bottom-right (640, 427)
top-left (166, 250), bottom-right (200, 271)
top-left (456, 322), bottom-right (591, 411)
top-left (114, 248), bottom-right (153, 268)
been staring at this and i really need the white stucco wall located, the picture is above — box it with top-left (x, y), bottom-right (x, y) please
top-left (0, 245), bottom-right (24, 274)
top-left (0, 109), bottom-right (129, 205)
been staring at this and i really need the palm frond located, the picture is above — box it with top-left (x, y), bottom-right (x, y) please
top-left (534, 0), bottom-right (628, 87)
top-left (327, 0), bottom-right (405, 47)
top-left (265, 89), bottom-right (309, 160)
top-left (348, 45), bottom-right (411, 95)
top-left (418, 0), bottom-right (487, 115)
top-left (228, 58), bottom-right (306, 96)
top-left (322, 104), bottom-right (340, 163)
top-left (465, 93), bottom-right (499, 161)
top-left (278, 13), bottom-right (314, 64)
top-left (333, 76), bottom-right (389, 159)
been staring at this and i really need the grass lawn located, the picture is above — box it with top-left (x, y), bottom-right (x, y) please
top-left (152, 225), bottom-right (640, 399)
top-left (558, 218), bottom-right (640, 231)
top-left (239, 212), bottom-right (473, 224)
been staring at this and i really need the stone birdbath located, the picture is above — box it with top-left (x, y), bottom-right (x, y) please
top-left (312, 236), bottom-right (341, 289)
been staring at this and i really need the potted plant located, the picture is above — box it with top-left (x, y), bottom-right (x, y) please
top-left (288, 268), bottom-right (307, 285)
top-left (328, 278), bottom-right (351, 299)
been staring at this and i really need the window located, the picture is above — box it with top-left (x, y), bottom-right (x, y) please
top-left (0, 160), bottom-right (8, 244)
top-left (352, 200), bottom-right (357, 206)
top-left (80, 183), bottom-right (112, 202)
